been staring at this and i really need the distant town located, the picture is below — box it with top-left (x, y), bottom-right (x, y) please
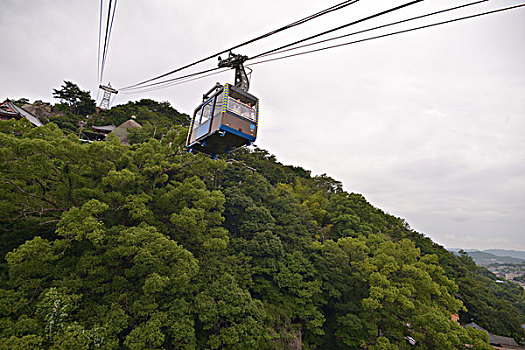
top-left (451, 249), bottom-right (525, 288)
top-left (488, 265), bottom-right (525, 288)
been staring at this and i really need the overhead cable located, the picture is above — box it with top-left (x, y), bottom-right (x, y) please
top-left (100, 0), bottom-right (118, 83)
top-left (100, 0), bottom-right (113, 82)
top-left (97, 0), bottom-right (104, 84)
top-left (249, 0), bottom-right (424, 60)
top-left (117, 1), bottom-right (525, 94)
top-left (118, 0), bottom-right (362, 90)
top-left (247, 3), bottom-right (525, 66)
top-left (120, 0), bottom-right (420, 92)
top-left (121, 67), bottom-right (225, 93)
top-left (120, 69), bottom-right (229, 95)
top-left (256, 0), bottom-right (489, 59)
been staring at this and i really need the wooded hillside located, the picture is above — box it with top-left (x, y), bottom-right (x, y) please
top-left (0, 103), bottom-right (523, 349)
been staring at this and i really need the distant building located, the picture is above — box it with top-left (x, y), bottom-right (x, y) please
top-left (112, 118), bottom-right (141, 145)
top-left (488, 335), bottom-right (520, 349)
top-left (465, 322), bottom-right (522, 349)
top-left (0, 99), bottom-right (43, 127)
top-left (22, 100), bottom-right (53, 124)
top-left (92, 125), bottom-right (116, 135)
top-left (78, 117), bottom-right (141, 144)
top-left (79, 124), bottom-right (116, 142)
top-left (465, 322), bottom-right (488, 333)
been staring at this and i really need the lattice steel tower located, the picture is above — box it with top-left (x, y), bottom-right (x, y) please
top-left (99, 83), bottom-right (118, 110)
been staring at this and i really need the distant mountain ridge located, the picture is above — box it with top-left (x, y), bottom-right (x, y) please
top-left (448, 248), bottom-right (525, 265)
top-left (484, 249), bottom-right (525, 260)
top-left (468, 252), bottom-right (525, 265)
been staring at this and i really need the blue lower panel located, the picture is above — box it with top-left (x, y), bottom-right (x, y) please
top-left (186, 124), bottom-right (255, 156)
top-left (219, 124), bottom-right (256, 142)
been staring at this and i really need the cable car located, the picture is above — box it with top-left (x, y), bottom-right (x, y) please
top-left (186, 53), bottom-right (259, 156)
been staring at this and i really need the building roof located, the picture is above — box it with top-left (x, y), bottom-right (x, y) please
top-left (92, 125), bottom-right (116, 133)
top-left (0, 109), bottom-right (19, 117)
top-left (464, 323), bottom-right (522, 348)
top-left (0, 99), bottom-right (43, 126)
top-left (464, 323), bottom-right (488, 333)
top-left (488, 334), bottom-right (519, 347)
top-left (113, 119), bottom-right (142, 145)
top-left (117, 119), bottom-right (141, 129)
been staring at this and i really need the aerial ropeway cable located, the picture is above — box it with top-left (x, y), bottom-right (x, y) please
top-left (247, 3), bottom-right (525, 67)
top-left (99, 0), bottom-right (118, 84)
top-left (252, 0), bottom-right (490, 60)
top-left (119, 1), bottom-right (525, 95)
top-left (248, 0), bottom-right (424, 61)
top-left (97, 0), bottom-right (104, 86)
top-left (118, 0), bottom-right (363, 91)
top-left (119, 69), bottom-right (230, 95)
top-left (104, 0), bottom-right (525, 157)
top-left (96, 0), bottom-right (119, 109)
top-left (119, 0), bottom-right (423, 93)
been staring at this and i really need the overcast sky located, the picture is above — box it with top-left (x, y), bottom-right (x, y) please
top-left (1, 0), bottom-right (524, 250)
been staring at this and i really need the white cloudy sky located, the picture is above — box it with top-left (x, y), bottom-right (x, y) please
top-left (1, 0), bottom-right (524, 250)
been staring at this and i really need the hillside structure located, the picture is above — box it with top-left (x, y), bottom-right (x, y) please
top-left (92, 125), bottom-right (116, 135)
top-left (112, 117), bottom-right (141, 145)
top-left (465, 323), bottom-right (523, 349)
top-left (79, 118), bottom-right (141, 144)
top-left (0, 99), bottom-right (43, 126)
top-left (80, 124), bottom-right (116, 142)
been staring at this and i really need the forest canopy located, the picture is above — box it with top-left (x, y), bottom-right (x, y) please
top-left (0, 101), bottom-right (523, 349)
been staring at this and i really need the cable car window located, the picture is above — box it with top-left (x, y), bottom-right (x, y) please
top-left (200, 103), bottom-right (212, 125)
top-left (194, 101), bottom-right (213, 140)
top-left (226, 97), bottom-right (256, 121)
top-left (213, 93), bottom-right (223, 117)
top-left (193, 107), bottom-right (202, 130)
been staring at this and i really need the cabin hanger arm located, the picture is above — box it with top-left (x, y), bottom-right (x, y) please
top-left (218, 52), bottom-right (250, 92)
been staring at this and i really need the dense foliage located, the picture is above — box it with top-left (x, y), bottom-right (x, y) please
top-left (53, 81), bottom-right (96, 117)
top-left (0, 106), bottom-right (523, 348)
top-left (46, 82), bottom-right (190, 140)
top-left (95, 99), bottom-right (191, 143)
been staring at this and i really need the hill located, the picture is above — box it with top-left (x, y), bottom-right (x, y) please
top-left (467, 251), bottom-right (525, 265)
top-left (485, 249), bottom-right (525, 260)
top-left (1, 105), bottom-right (524, 349)
top-left (449, 249), bottom-right (525, 265)
top-left (9, 81), bottom-right (190, 140)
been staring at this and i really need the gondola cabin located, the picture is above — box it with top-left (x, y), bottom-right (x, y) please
top-left (186, 83), bottom-right (259, 156)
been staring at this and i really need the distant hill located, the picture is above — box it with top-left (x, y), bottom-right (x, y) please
top-left (467, 251), bottom-right (525, 265)
top-left (484, 249), bottom-right (525, 260)
top-left (449, 249), bottom-right (525, 265)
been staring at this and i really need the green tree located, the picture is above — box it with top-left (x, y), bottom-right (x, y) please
top-left (52, 81), bottom-right (95, 116)
top-left (95, 99), bottom-right (190, 129)
top-left (13, 98), bottom-right (30, 106)
top-left (1, 118), bottom-right (519, 349)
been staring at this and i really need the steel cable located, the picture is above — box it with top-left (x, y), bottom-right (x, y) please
top-left (247, 3), bottom-right (525, 67)
top-left (118, 0), bottom-right (362, 90)
top-left (255, 0), bottom-right (489, 59)
top-left (120, 0), bottom-right (420, 92)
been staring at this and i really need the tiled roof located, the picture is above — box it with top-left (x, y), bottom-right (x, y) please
top-left (465, 323), bottom-right (488, 333)
top-left (116, 119), bottom-right (141, 129)
top-left (92, 125), bottom-right (116, 132)
top-left (465, 323), bottom-right (521, 348)
top-left (113, 119), bottom-right (141, 145)
top-left (488, 334), bottom-right (519, 347)
top-left (0, 99), bottom-right (43, 126)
